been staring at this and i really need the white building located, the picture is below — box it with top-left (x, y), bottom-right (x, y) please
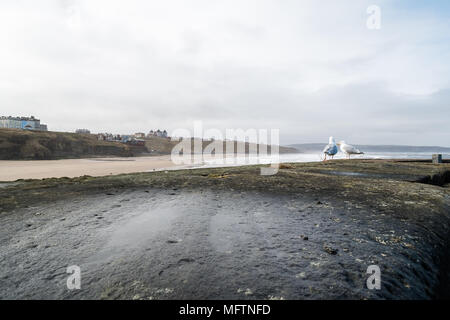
top-left (0, 116), bottom-right (48, 131)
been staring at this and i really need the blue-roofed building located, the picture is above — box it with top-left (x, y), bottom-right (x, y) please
top-left (0, 116), bottom-right (48, 131)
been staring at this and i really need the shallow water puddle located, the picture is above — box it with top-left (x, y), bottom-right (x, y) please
top-left (87, 200), bottom-right (182, 263)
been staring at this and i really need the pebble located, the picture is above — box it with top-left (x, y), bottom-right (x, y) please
top-left (323, 244), bottom-right (338, 255)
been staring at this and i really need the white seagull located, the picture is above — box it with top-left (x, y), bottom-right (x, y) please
top-left (322, 136), bottom-right (338, 161)
top-left (337, 141), bottom-right (364, 159)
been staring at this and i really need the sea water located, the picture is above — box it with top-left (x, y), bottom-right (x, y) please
top-left (198, 152), bottom-right (450, 169)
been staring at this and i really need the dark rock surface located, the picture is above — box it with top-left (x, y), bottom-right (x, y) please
top-left (0, 160), bottom-right (449, 299)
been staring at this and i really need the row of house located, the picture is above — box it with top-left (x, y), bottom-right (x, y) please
top-left (135, 129), bottom-right (168, 138)
top-left (97, 130), bottom-right (168, 140)
top-left (97, 133), bottom-right (125, 142)
top-left (96, 133), bottom-right (146, 146)
top-left (75, 129), bottom-right (90, 134)
top-left (0, 117), bottom-right (169, 142)
top-left (0, 116), bottom-right (48, 131)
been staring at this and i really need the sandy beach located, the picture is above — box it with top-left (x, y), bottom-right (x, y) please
top-left (0, 156), bottom-right (177, 181)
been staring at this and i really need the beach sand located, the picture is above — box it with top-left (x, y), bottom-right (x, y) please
top-left (0, 156), bottom-right (177, 181)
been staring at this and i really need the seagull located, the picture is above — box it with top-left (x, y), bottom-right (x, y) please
top-left (337, 141), bottom-right (364, 159)
top-left (322, 136), bottom-right (338, 161)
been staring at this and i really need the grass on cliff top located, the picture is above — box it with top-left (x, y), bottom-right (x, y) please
top-left (0, 128), bottom-right (132, 160)
top-left (0, 128), bottom-right (298, 160)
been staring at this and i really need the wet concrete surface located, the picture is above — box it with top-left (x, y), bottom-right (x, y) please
top-left (1, 183), bottom-right (448, 299)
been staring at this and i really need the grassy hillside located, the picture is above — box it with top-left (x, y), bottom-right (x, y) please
top-left (144, 136), bottom-right (298, 155)
top-left (0, 129), bottom-right (297, 160)
top-left (0, 129), bottom-right (138, 160)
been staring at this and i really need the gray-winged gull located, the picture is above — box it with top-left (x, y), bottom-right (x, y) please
top-left (322, 136), bottom-right (338, 161)
top-left (337, 141), bottom-right (364, 159)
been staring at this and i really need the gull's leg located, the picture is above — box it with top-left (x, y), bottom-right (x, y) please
top-left (323, 154), bottom-right (327, 162)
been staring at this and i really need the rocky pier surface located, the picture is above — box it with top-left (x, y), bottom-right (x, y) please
top-left (0, 159), bottom-right (449, 299)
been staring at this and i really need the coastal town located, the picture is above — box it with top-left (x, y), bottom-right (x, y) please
top-left (0, 115), bottom-right (169, 147)
top-left (96, 129), bottom-right (168, 146)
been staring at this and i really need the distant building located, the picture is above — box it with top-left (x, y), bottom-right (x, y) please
top-left (98, 132), bottom-right (147, 146)
top-left (98, 133), bottom-right (121, 141)
top-left (0, 116), bottom-right (48, 131)
top-left (75, 129), bottom-right (91, 134)
top-left (134, 132), bottom-right (145, 138)
top-left (121, 135), bottom-right (133, 143)
top-left (147, 129), bottom-right (168, 138)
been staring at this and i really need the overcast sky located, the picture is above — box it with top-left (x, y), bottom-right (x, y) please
top-left (0, 0), bottom-right (449, 145)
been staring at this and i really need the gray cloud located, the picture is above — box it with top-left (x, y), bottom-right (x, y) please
top-left (0, 0), bottom-right (449, 146)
